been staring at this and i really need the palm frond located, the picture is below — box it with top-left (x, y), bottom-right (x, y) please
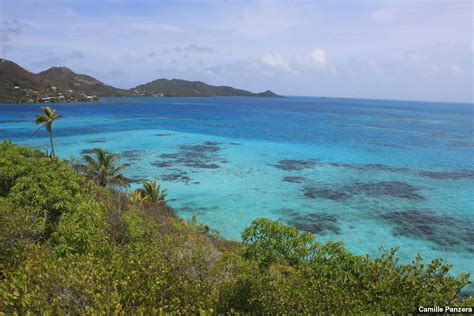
top-left (137, 180), bottom-right (166, 204)
top-left (32, 106), bottom-right (62, 156)
top-left (79, 148), bottom-right (129, 187)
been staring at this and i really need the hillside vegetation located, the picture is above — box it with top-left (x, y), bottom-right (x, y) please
top-left (0, 59), bottom-right (281, 103)
top-left (133, 78), bottom-right (281, 97)
top-left (0, 60), bottom-right (85, 103)
top-left (0, 140), bottom-right (472, 314)
top-left (38, 66), bottom-right (131, 97)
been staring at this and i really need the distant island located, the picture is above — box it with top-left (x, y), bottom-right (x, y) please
top-left (0, 59), bottom-right (281, 103)
top-left (134, 79), bottom-right (280, 98)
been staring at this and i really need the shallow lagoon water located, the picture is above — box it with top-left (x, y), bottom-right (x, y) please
top-left (1, 96), bottom-right (473, 288)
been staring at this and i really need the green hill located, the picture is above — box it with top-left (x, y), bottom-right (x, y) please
top-left (38, 66), bottom-right (131, 97)
top-left (0, 59), bottom-right (85, 103)
top-left (133, 78), bottom-right (281, 97)
top-left (0, 59), bottom-right (282, 103)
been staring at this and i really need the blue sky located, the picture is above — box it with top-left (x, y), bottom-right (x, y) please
top-left (0, 0), bottom-right (472, 102)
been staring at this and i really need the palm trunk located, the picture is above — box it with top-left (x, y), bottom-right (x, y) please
top-left (49, 130), bottom-right (55, 157)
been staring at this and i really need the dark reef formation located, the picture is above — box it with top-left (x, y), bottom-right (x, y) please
top-left (418, 170), bottom-right (474, 180)
top-left (288, 212), bottom-right (340, 235)
top-left (272, 159), bottom-right (318, 171)
top-left (153, 141), bottom-right (225, 170)
top-left (382, 209), bottom-right (474, 253)
top-left (121, 150), bottom-right (143, 162)
top-left (282, 176), bottom-right (308, 184)
top-left (304, 181), bottom-right (424, 201)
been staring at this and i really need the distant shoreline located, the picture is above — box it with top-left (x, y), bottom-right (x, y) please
top-left (0, 59), bottom-right (282, 103)
top-left (0, 94), bottom-right (286, 105)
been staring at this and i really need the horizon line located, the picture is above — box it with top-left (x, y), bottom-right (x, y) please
top-left (4, 58), bottom-right (473, 105)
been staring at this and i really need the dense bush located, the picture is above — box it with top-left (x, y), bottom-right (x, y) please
top-left (0, 141), bottom-right (471, 314)
top-left (239, 219), bottom-right (471, 313)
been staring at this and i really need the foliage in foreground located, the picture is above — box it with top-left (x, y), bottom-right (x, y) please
top-left (0, 141), bottom-right (471, 314)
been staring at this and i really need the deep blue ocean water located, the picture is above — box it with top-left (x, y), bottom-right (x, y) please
top-left (1, 96), bottom-right (473, 287)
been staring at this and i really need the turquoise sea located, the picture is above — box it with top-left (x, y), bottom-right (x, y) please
top-left (1, 96), bottom-right (473, 286)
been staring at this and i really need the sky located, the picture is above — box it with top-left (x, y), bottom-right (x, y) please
top-left (0, 0), bottom-right (472, 103)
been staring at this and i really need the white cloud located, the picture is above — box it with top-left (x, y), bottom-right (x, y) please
top-left (293, 48), bottom-right (328, 71)
top-left (311, 48), bottom-right (327, 65)
top-left (262, 52), bottom-right (291, 71)
top-left (371, 8), bottom-right (398, 23)
top-left (430, 63), bottom-right (463, 76)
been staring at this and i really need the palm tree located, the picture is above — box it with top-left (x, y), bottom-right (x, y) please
top-left (33, 106), bottom-right (63, 157)
top-left (79, 148), bottom-right (129, 187)
top-left (189, 211), bottom-right (210, 233)
top-left (135, 180), bottom-right (167, 204)
top-left (129, 190), bottom-right (146, 205)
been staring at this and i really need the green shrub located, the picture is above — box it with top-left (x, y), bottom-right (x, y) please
top-left (0, 198), bottom-right (46, 262)
top-left (0, 246), bottom-right (121, 314)
top-left (241, 217), bottom-right (316, 268)
top-left (119, 209), bottom-right (158, 243)
top-left (0, 140), bottom-right (44, 196)
top-left (50, 200), bottom-right (110, 256)
top-left (239, 218), bottom-right (471, 314)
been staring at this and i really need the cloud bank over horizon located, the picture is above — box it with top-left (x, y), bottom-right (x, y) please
top-left (0, 0), bottom-right (472, 103)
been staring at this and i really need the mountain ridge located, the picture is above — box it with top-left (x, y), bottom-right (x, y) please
top-left (0, 60), bottom-right (90, 103)
top-left (133, 78), bottom-right (281, 97)
top-left (38, 66), bottom-right (131, 97)
top-left (0, 59), bottom-right (282, 103)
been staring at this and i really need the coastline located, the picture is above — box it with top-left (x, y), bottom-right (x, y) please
top-left (0, 94), bottom-right (285, 105)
